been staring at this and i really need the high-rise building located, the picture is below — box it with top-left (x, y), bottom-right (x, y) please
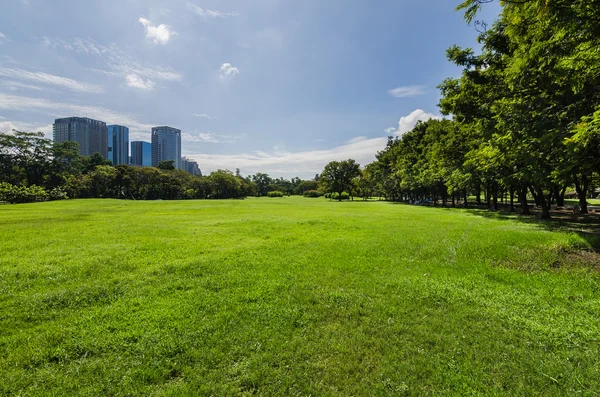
top-left (53, 117), bottom-right (107, 158)
top-left (181, 156), bottom-right (201, 176)
top-left (151, 126), bottom-right (181, 169)
top-left (107, 125), bottom-right (129, 165)
top-left (130, 141), bottom-right (152, 167)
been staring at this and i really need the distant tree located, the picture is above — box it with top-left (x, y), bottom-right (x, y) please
top-left (320, 159), bottom-right (361, 201)
top-left (251, 172), bottom-right (272, 196)
top-left (157, 160), bottom-right (176, 171)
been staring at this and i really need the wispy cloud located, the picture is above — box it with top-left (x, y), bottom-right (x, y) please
top-left (183, 131), bottom-right (242, 144)
top-left (388, 85), bottom-right (425, 98)
top-left (219, 63), bottom-right (239, 81)
top-left (139, 17), bottom-right (175, 45)
top-left (0, 32), bottom-right (8, 41)
top-left (193, 113), bottom-right (219, 120)
top-left (0, 80), bottom-right (44, 91)
top-left (0, 93), bottom-right (154, 139)
top-left (186, 136), bottom-right (387, 179)
top-left (0, 67), bottom-right (103, 93)
top-left (386, 109), bottom-right (442, 136)
top-left (43, 37), bottom-right (182, 88)
top-left (187, 3), bottom-right (239, 18)
top-left (125, 74), bottom-right (154, 90)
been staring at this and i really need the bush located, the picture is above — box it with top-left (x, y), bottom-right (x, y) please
top-left (331, 192), bottom-right (350, 201)
top-left (183, 188), bottom-right (197, 199)
top-left (267, 191), bottom-right (285, 198)
top-left (324, 193), bottom-right (331, 199)
top-left (0, 182), bottom-right (48, 204)
top-left (303, 190), bottom-right (321, 198)
top-left (49, 187), bottom-right (68, 201)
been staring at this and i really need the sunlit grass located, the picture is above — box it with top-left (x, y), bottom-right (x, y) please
top-left (0, 197), bottom-right (598, 396)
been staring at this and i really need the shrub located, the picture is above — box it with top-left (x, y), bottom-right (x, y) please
top-left (331, 192), bottom-right (350, 201)
top-left (183, 188), bottom-right (197, 199)
top-left (303, 190), bottom-right (321, 198)
top-left (49, 187), bottom-right (68, 201)
top-left (0, 183), bottom-right (48, 204)
top-left (324, 193), bottom-right (331, 199)
top-left (267, 191), bottom-right (285, 198)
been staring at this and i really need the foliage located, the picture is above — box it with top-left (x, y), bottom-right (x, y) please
top-left (0, 182), bottom-right (48, 203)
top-left (267, 190), bottom-right (285, 198)
top-left (319, 159), bottom-right (361, 201)
top-left (303, 190), bottom-right (321, 198)
top-left (330, 191), bottom-right (350, 201)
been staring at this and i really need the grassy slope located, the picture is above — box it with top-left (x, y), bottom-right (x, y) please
top-left (0, 198), bottom-right (598, 396)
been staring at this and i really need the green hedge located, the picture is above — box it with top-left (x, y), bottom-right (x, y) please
top-left (303, 190), bottom-right (321, 198)
top-left (330, 192), bottom-right (350, 201)
top-left (0, 182), bottom-right (49, 204)
top-left (267, 191), bottom-right (285, 198)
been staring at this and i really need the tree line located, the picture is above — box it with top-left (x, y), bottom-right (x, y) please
top-left (328, 0), bottom-right (599, 217)
top-left (0, 131), bottom-right (325, 203)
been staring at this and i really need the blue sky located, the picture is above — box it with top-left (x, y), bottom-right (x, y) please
top-left (0, 0), bottom-right (500, 178)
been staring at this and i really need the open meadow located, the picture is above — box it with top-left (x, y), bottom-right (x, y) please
top-left (0, 197), bottom-right (599, 396)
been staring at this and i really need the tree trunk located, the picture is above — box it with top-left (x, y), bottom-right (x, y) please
top-left (521, 185), bottom-right (530, 215)
top-left (451, 192), bottom-right (455, 208)
top-left (535, 186), bottom-right (551, 219)
top-left (509, 186), bottom-right (515, 213)
top-left (556, 186), bottom-right (566, 207)
top-left (574, 174), bottom-right (589, 214)
top-left (476, 184), bottom-right (481, 206)
top-left (493, 186), bottom-right (499, 211)
top-left (529, 186), bottom-right (541, 207)
top-left (464, 188), bottom-right (468, 208)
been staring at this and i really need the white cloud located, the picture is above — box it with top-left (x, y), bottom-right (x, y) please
top-left (183, 131), bottom-right (241, 144)
top-left (384, 127), bottom-right (397, 134)
top-left (0, 121), bottom-right (53, 138)
top-left (125, 74), bottom-right (154, 90)
top-left (185, 137), bottom-right (388, 179)
top-left (0, 93), bottom-right (154, 139)
top-left (388, 85), bottom-right (425, 98)
top-left (0, 80), bottom-right (44, 91)
top-left (139, 17), bottom-right (174, 45)
top-left (43, 37), bottom-right (182, 87)
top-left (187, 3), bottom-right (239, 18)
top-left (193, 113), bottom-right (218, 120)
top-left (394, 109), bottom-right (442, 136)
top-left (0, 32), bottom-right (7, 41)
top-left (0, 121), bottom-right (18, 133)
top-left (219, 63), bottom-right (239, 80)
top-left (0, 67), bottom-right (103, 93)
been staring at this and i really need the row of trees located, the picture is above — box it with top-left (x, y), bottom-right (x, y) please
top-left (321, 0), bottom-right (599, 217)
top-left (0, 131), bottom-right (327, 202)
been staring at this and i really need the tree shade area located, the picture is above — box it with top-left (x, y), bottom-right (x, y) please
top-left (0, 198), bottom-right (598, 395)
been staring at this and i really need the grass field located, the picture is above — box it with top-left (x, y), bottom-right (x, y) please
top-left (1, 197), bottom-right (599, 396)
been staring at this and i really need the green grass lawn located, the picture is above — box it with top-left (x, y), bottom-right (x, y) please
top-left (1, 197), bottom-right (599, 396)
top-left (565, 198), bottom-right (600, 206)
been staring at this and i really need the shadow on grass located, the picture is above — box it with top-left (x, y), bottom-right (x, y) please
top-left (392, 201), bottom-right (600, 251)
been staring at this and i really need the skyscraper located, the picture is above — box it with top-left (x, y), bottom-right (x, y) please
top-left (130, 141), bottom-right (152, 167)
top-left (107, 125), bottom-right (129, 165)
top-left (53, 117), bottom-right (107, 158)
top-left (151, 126), bottom-right (181, 169)
top-left (181, 156), bottom-right (201, 176)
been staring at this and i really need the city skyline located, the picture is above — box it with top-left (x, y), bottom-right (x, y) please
top-left (52, 116), bottom-right (200, 175)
